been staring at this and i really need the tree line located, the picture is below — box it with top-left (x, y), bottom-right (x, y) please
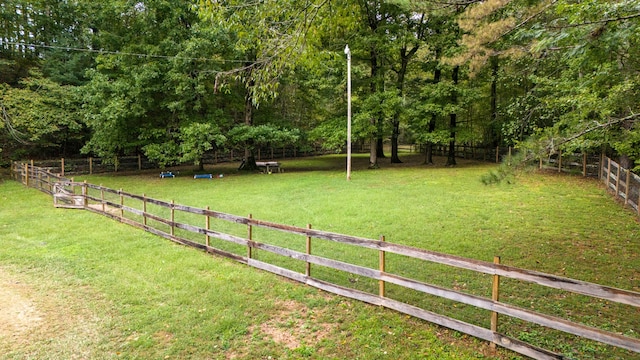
top-left (1, 0), bottom-right (639, 171)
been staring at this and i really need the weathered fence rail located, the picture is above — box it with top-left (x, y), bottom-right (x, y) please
top-left (602, 156), bottom-right (640, 215)
top-left (17, 145), bottom-right (337, 176)
top-left (11, 162), bottom-right (640, 359)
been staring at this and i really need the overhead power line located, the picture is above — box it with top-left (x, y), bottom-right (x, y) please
top-left (0, 41), bottom-right (250, 63)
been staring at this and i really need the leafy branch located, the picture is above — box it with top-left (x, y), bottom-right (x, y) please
top-left (545, 113), bottom-right (640, 154)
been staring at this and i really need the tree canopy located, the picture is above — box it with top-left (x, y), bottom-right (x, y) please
top-left (1, 0), bottom-right (638, 170)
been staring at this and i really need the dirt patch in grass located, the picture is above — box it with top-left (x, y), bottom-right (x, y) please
top-left (0, 267), bottom-right (110, 359)
top-left (0, 270), bottom-right (44, 341)
top-left (254, 299), bottom-right (333, 349)
top-left (229, 296), bottom-right (335, 358)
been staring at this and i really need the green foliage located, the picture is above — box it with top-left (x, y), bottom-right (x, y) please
top-left (0, 72), bottom-right (85, 158)
top-left (179, 122), bottom-right (227, 166)
top-left (480, 152), bottom-right (530, 185)
top-left (458, 0), bottom-right (640, 164)
top-left (612, 124), bottom-right (640, 172)
top-left (2, 0), bottom-right (640, 173)
top-left (142, 140), bottom-right (180, 169)
top-left (198, 0), bottom-right (325, 105)
top-left (227, 124), bottom-right (300, 152)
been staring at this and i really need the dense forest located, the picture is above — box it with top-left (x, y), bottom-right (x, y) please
top-left (1, 0), bottom-right (639, 171)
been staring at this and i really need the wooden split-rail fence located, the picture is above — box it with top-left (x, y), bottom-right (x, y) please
top-left (601, 156), bottom-right (640, 215)
top-left (11, 162), bottom-right (640, 359)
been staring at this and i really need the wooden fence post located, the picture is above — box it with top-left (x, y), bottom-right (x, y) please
top-left (205, 206), bottom-right (210, 247)
top-left (625, 169), bottom-right (631, 206)
top-left (120, 189), bottom-right (124, 218)
top-left (100, 185), bottom-right (105, 213)
top-left (582, 153), bottom-right (587, 177)
top-left (61, 158), bottom-right (65, 177)
top-left (306, 224), bottom-right (312, 277)
top-left (24, 162), bottom-right (29, 186)
top-left (247, 214), bottom-right (253, 259)
top-left (558, 150), bottom-right (562, 173)
top-left (170, 200), bottom-right (175, 236)
top-left (82, 180), bottom-right (88, 208)
top-left (143, 194), bottom-right (147, 226)
top-left (379, 235), bottom-right (386, 298)
top-left (490, 256), bottom-right (501, 349)
top-left (507, 147), bottom-right (512, 166)
top-left (89, 157), bottom-right (93, 175)
top-left (599, 153), bottom-right (604, 180)
top-left (30, 160), bottom-right (34, 187)
top-left (607, 156), bottom-right (611, 184)
top-left (138, 154), bottom-right (142, 171)
top-left (115, 156), bottom-right (119, 173)
top-left (36, 166), bottom-right (41, 190)
top-left (615, 162), bottom-right (621, 199)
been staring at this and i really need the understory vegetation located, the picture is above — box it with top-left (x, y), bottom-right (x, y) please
top-left (2, 0), bottom-right (639, 171)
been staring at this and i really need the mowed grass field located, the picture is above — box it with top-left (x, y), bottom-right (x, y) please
top-left (1, 153), bottom-right (639, 359)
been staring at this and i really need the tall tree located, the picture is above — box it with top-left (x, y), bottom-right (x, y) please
top-left (388, 9), bottom-right (429, 163)
top-left (81, 0), bottom-right (227, 166)
top-left (198, 0), bottom-right (326, 170)
top-left (457, 0), bottom-right (640, 167)
top-left (0, 0), bottom-right (93, 160)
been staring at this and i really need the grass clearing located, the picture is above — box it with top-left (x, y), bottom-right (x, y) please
top-left (1, 153), bottom-right (639, 359)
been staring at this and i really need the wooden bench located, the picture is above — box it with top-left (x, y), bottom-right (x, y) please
top-left (256, 161), bottom-right (282, 174)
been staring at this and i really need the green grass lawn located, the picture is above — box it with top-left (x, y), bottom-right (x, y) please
top-left (1, 153), bottom-right (639, 359)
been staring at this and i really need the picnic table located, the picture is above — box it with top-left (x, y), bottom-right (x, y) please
top-left (256, 161), bottom-right (282, 173)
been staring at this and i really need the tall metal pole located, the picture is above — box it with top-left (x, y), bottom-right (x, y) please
top-left (345, 44), bottom-right (352, 181)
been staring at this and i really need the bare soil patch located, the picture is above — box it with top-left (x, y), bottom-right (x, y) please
top-left (0, 271), bottom-right (44, 340)
top-left (253, 299), bottom-right (333, 350)
top-left (223, 295), bottom-right (336, 359)
top-left (0, 267), bottom-right (109, 359)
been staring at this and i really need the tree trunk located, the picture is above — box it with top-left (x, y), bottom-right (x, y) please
top-left (369, 137), bottom-right (378, 168)
top-left (376, 137), bottom-right (386, 159)
top-left (391, 120), bottom-right (401, 163)
top-left (489, 55), bottom-right (500, 147)
top-left (239, 78), bottom-right (258, 171)
top-left (426, 114), bottom-right (436, 165)
top-left (425, 49), bottom-right (442, 165)
top-left (391, 48), bottom-right (414, 164)
top-left (446, 66), bottom-right (459, 167)
top-left (369, 48), bottom-right (380, 169)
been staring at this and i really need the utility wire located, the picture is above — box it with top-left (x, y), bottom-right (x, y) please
top-left (1, 41), bottom-right (250, 63)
